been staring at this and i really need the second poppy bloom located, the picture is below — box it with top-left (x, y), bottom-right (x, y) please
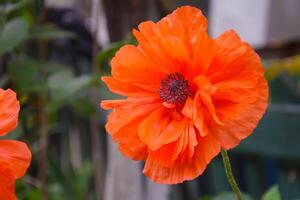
top-left (101, 6), bottom-right (268, 184)
top-left (0, 89), bottom-right (31, 199)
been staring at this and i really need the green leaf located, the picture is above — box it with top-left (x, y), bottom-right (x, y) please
top-left (21, 188), bottom-right (42, 200)
top-left (30, 25), bottom-right (76, 40)
top-left (7, 56), bottom-right (68, 94)
top-left (7, 56), bottom-right (45, 93)
top-left (48, 69), bottom-right (73, 92)
top-left (43, 63), bottom-right (69, 73)
top-left (213, 192), bottom-right (252, 200)
top-left (3, 1), bottom-right (24, 14)
top-left (47, 69), bottom-right (94, 112)
top-left (69, 97), bottom-right (96, 117)
top-left (0, 17), bottom-right (28, 54)
top-left (199, 196), bottom-right (212, 200)
top-left (266, 55), bottom-right (300, 80)
top-left (262, 185), bottom-right (282, 200)
top-left (74, 162), bottom-right (93, 195)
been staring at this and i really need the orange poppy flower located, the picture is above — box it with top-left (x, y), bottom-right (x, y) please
top-left (0, 89), bottom-right (31, 199)
top-left (101, 6), bottom-right (268, 184)
top-left (0, 163), bottom-right (17, 200)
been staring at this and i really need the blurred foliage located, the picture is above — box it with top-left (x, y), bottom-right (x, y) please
top-left (262, 185), bottom-right (282, 200)
top-left (0, 0), bottom-right (100, 199)
top-left (199, 185), bottom-right (281, 200)
top-left (30, 24), bottom-right (77, 40)
top-left (0, 17), bottom-right (28, 54)
top-left (265, 55), bottom-right (300, 80)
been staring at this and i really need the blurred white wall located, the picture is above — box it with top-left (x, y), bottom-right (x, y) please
top-left (268, 0), bottom-right (300, 45)
top-left (210, 0), bottom-right (300, 48)
top-left (46, 0), bottom-right (73, 8)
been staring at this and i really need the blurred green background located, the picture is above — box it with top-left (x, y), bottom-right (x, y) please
top-left (1, 0), bottom-right (300, 200)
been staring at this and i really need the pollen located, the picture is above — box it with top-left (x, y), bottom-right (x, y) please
top-left (159, 73), bottom-right (194, 104)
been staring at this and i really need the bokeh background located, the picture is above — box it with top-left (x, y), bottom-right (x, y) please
top-left (1, 0), bottom-right (300, 199)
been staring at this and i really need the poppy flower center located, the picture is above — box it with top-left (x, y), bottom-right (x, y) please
top-left (159, 73), bottom-right (194, 104)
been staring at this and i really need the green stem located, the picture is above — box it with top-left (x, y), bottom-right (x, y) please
top-left (221, 149), bottom-right (243, 200)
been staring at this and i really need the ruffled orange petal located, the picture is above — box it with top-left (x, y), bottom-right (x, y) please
top-left (192, 94), bottom-right (209, 136)
top-left (102, 76), bottom-right (156, 98)
top-left (214, 70), bottom-right (260, 90)
top-left (114, 119), bottom-right (148, 160)
top-left (161, 5), bottom-right (208, 56)
top-left (183, 93), bottom-right (223, 140)
top-left (111, 45), bottom-right (165, 86)
top-left (102, 97), bottom-right (161, 134)
top-left (102, 44), bottom-right (169, 98)
top-left (147, 121), bottom-right (197, 167)
top-left (133, 22), bottom-right (182, 74)
top-left (133, 23), bottom-right (189, 75)
top-left (139, 107), bottom-right (189, 151)
top-left (212, 70), bottom-right (261, 104)
top-left (186, 125), bottom-right (197, 159)
top-left (208, 30), bottom-right (263, 84)
top-left (0, 140), bottom-right (31, 179)
top-left (148, 141), bottom-right (179, 167)
top-left (151, 118), bottom-right (190, 150)
top-left (182, 95), bottom-right (211, 137)
top-left (138, 107), bottom-right (170, 147)
top-left (160, 36), bottom-right (190, 70)
top-left (181, 97), bottom-right (194, 119)
top-left (212, 76), bottom-right (268, 149)
top-left (0, 164), bottom-right (17, 200)
top-left (132, 6), bottom-right (208, 76)
top-left (101, 97), bottom-right (161, 160)
top-left (143, 134), bottom-right (220, 184)
top-left (213, 87), bottom-right (260, 104)
top-left (198, 91), bottom-right (222, 124)
top-left (186, 30), bottom-right (216, 79)
top-left (182, 75), bottom-right (222, 135)
top-left (164, 5), bottom-right (208, 33)
top-left (0, 89), bottom-right (20, 136)
top-left (204, 30), bottom-right (269, 149)
top-left (192, 75), bottom-right (216, 95)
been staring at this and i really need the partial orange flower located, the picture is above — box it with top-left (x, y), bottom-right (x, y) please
top-left (0, 89), bottom-right (31, 199)
top-left (0, 163), bottom-right (17, 200)
top-left (101, 6), bottom-right (268, 184)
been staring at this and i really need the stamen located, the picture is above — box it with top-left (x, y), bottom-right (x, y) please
top-left (159, 73), bottom-right (194, 104)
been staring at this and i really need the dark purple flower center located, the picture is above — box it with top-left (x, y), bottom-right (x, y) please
top-left (159, 73), bottom-right (194, 104)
